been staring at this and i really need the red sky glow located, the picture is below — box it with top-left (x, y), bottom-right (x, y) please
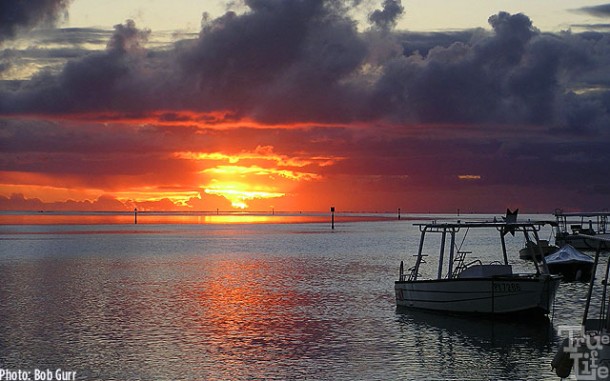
top-left (1, 1), bottom-right (609, 213)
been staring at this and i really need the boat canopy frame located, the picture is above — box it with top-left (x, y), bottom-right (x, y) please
top-left (554, 210), bottom-right (610, 236)
top-left (576, 234), bottom-right (610, 332)
top-left (403, 221), bottom-right (550, 282)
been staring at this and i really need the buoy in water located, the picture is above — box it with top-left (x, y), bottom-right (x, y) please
top-left (551, 338), bottom-right (574, 378)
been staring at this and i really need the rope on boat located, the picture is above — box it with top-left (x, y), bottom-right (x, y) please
top-left (456, 227), bottom-right (470, 253)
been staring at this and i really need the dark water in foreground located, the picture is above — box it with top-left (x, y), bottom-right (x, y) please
top-left (0, 214), bottom-right (599, 380)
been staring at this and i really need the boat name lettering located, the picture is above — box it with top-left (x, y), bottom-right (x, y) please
top-left (493, 282), bottom-right (521, 293)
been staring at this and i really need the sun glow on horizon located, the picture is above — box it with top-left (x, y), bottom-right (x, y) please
top-left (177, 145), bottom-right (335, 209)
top-left (0, 113), bottom-right (345, 211)
top-left (199, 161), bottom-right (297, 209)
top-left (204, 181), bottom-right (285, 209)
top-left (113, 189), bottom-right (201, 206)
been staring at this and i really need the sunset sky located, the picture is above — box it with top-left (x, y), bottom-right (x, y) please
top-left (1, 0), bottom-right (610, 213)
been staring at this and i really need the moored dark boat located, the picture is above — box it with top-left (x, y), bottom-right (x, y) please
top-left (544, 244), bottom-right (594, 281)
top-left (519, 239), bottom-right (558, 260)
top-left (554, 210), bottom-right (610, 251)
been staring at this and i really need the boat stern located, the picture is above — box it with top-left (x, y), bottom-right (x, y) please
top-left (539, 274), bottom-right (562, 314)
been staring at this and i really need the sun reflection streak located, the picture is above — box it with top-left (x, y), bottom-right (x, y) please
top-left (182, 256), bottom-right (331, 379)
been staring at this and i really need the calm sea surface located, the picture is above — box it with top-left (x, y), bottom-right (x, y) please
top-left (0, 213), bottom-right (601, 380)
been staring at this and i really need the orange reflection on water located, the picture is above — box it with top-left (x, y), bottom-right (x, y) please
top-left (0, 213), bottom-right (135, 225)
top-left (184, 257), bottom-right (321, 376)
top-left (0, 211), bottom-right (395, 225)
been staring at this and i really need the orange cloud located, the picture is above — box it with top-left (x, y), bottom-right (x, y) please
top-left (203, 165), bottom-right (320, 182)
top-left (171, 145), bottom-right (337, 208)
top-left (204, 183), bottom-right (284, 209)
top-left (22, 111), bottom-right (345, 131)
top-left (200, 165), bottom-right (318, 209)
top-left (457, 175), bottom-right (482, 180)
top-left (174, 145), bottom-right (344, 168)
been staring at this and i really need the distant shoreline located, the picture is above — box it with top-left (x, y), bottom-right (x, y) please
top-left (0, 210), bottom-right (553, 226)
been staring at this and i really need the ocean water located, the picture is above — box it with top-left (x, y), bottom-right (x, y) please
top-left (0, 213), bottom-right (600, 380)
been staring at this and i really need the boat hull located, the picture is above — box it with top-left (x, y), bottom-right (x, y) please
top-left (518, 240), bottom-right (558, 260)
top-left (395, 275), bottom-right (561, 315)
top-left (547, 263), bottom-right (593, 282)
top-left (556, 233), bottom-right (610, 251)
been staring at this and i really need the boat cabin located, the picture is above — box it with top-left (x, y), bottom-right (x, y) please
top-left (456, 264), bottom-right (512, 278)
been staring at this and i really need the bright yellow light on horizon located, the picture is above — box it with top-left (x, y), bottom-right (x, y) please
top-left (204, 181), bottom-right (284, 209)
top-left (203, 165), bottom-right (320, 181)
top-left (179, 146), bottom-right (332, 209)
top-left (114, 189), bottom-right (200, 206)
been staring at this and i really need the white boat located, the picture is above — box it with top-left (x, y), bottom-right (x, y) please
top-left (545, 244), bottom-right (594, 281)
top-left (554, 210), bottom-right (610, 251)
top-left (395, 217), bottom-right (561, 316)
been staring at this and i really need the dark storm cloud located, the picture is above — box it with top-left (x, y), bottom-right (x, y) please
top-left (178, 5), bottom-right (588, 127)
top-left (2, 2), bottom-right (610, 134)
top-left (0, 117), bottom-right (208, 186)
top-left (369, 0), bottom-right (404, 30)
top-left (30, 27), bottom-right (112, 47)
top-left (3, 0), bottom-right (610, 212)
top-left (575, 4), bottom-right (610, 17)
top-left (0, 0), bottom-right (71, 43)
top-left (571, 23), bottom-right (610, 30)
top-left (0, 49), bottom-right (16, 73)
top-left (570, 4), bottom-right (610, 31)
top-left (0, 27), bottom-right (111, 76)
top-left (176, 0), bottom-right (368, 122)
top-left (399, 30), bottom-right (474, 56)
top-left (372, 12), bottom-right (602, 128)
top-left (0, 20), bottom-right (153, 113)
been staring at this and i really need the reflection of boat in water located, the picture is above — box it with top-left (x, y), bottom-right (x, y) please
top-left (554, 210), bottom-right (610, 251)
top-left (551, 235), bottom-right (610, 379)
top-left (396, 307), bottom-right (557, 380)
top-left (395, 211), bottom-right (562, 316)
top-left (545, 245), bottom-right (594, 282)
top-left (519, 239), bottom-right (558, 260)
top-left (397, 307), bottom-right (554, 349)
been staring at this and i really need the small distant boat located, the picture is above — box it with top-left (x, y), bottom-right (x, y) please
top-left (544, 245), bottom-right (594, 281)
top-left (554, 210), bottom-right (610, 251)
top-left (518, 239), bottom-right (558, 260)
top-left (395, 211), bottom-right (561, 316)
